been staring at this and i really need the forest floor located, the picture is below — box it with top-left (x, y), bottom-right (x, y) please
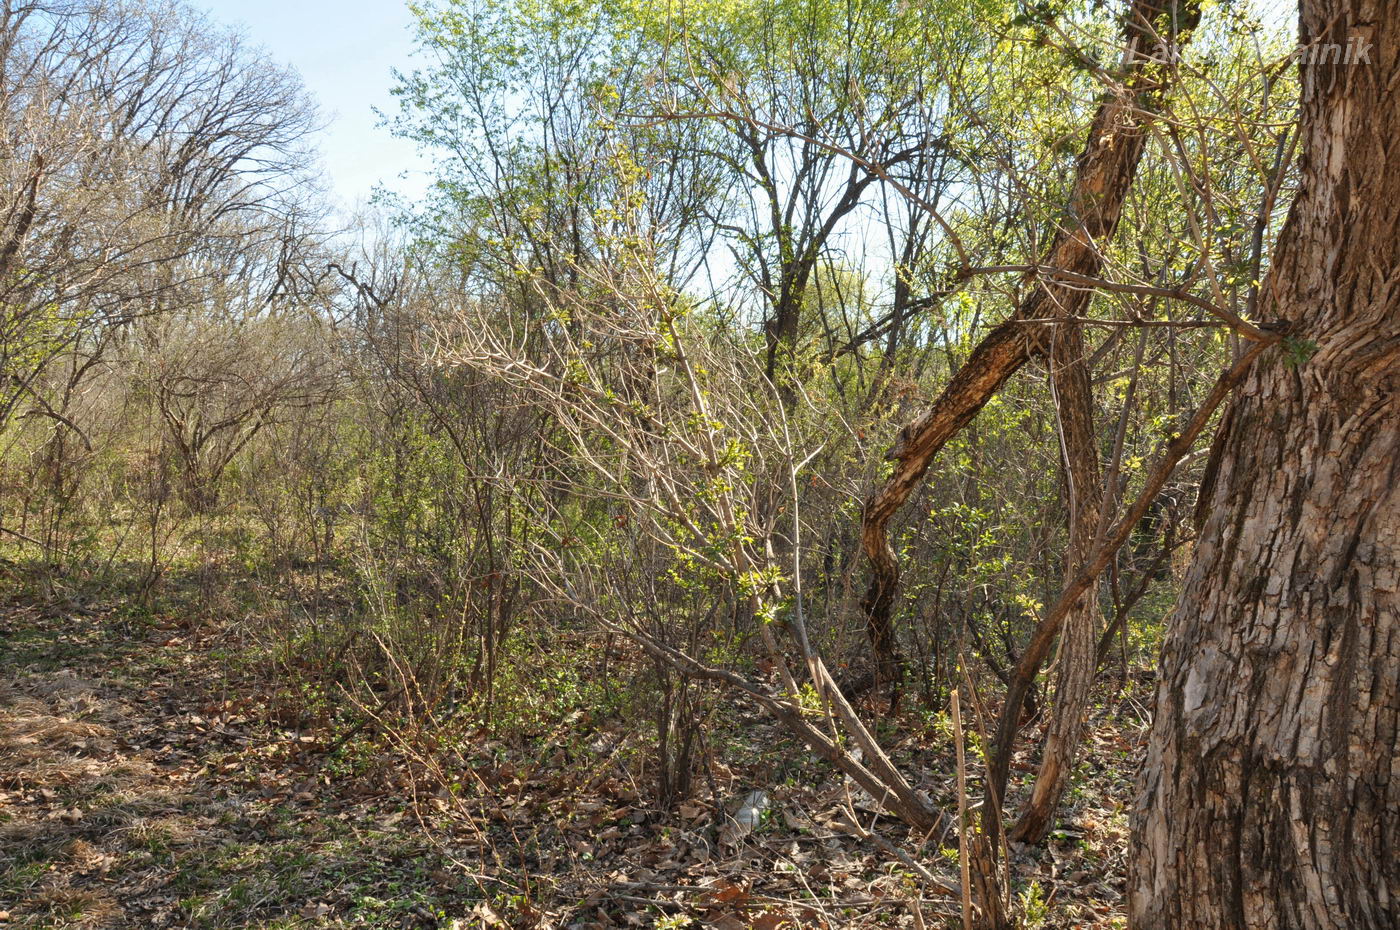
top-left (1, 600), bottom-right (1149, 929)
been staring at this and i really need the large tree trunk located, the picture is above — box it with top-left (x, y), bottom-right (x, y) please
top-left (1129, 4), bottom-right (1400, 927)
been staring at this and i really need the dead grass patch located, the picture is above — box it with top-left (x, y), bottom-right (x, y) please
top-left (20, 888), bottom-right (122, 928)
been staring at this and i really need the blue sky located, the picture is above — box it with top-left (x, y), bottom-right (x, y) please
top-left (197, 0), bottom-right (431, 209)
top-left (195, 0), bottom-right (1299, 219)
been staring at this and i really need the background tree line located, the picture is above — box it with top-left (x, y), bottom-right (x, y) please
top-left (3, 0), bottom-right (1394, 927)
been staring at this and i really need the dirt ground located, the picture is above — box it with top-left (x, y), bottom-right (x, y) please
top-left (2, 606), bottom-right (1143, 929)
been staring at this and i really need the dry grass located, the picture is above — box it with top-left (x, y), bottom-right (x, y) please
top-left (0, 614), bottom-right (476, 929)
top-left (21, 888), bottom-right (123, 928)
top-left (1, 607), bottom-right (1151, 929)
top-left (0, 662), bottom-right (199, 928)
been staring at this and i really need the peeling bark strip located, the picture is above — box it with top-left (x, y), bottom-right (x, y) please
top-left (859, 0), bottom-right (1201, 684)
top-left (1130, 2), bottom-right (1400, 927)
top-left (1007, 316), bottom-right (1104, 844)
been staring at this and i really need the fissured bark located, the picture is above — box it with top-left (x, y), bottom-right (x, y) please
top-left (1130, 3), bottom-right (1400, 926)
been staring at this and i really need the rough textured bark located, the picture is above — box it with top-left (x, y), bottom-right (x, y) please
top-left (1130, 3), bottom-right (1400, 927)
top-left (1008, 318), bottom-right (1104, 844)
top-left (860, 0), bottom-right (1199, 687)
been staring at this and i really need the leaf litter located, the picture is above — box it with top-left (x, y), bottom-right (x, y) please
top-left (2, 606), bottom-right (1145, 928)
